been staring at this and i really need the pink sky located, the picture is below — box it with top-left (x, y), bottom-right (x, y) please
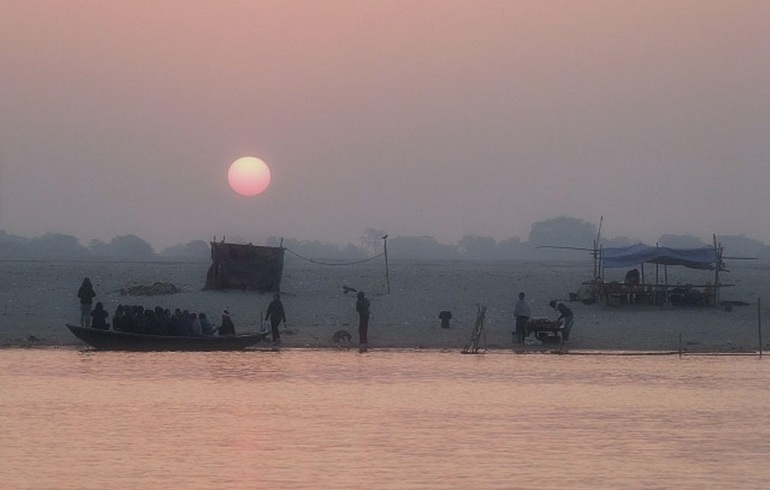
top-left (1, 1), bottom-right (769, 248)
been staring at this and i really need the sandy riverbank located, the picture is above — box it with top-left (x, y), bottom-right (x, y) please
top-left (1, 257), bottom-right (767, 352)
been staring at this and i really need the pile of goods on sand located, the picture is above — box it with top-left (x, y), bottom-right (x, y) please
top-left (118, 282), bottom-right (181, 296)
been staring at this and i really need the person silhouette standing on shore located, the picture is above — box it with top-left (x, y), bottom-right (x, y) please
top-left (77, 277), bottom-right (96, 328)
top-left (513, 292), bottom-right (531, 343)
top-left (356, 291), bottom-right (370, 353)
top-left (265, 293), bottom-right (286, 346)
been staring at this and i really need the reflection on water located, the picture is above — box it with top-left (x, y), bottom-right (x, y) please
top-left (1, 349), bottom-right (769, 489)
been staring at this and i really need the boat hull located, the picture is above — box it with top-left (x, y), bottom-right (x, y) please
top-left (66, 324), bottom-right (268, 352)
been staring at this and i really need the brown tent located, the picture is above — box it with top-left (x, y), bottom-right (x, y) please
top-left (204, 242), bottom-right (284, 292)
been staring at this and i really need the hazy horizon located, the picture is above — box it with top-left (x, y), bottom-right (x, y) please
top-left (2, 1), bottom-right (769, 250)
top-left (4, 220), bottom-right (768, 256)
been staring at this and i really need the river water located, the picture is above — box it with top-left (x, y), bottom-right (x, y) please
top-left (1, 349), bottom-right (769, 489)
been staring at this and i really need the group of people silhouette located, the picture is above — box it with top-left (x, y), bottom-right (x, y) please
top-left (76, 278), bottom-right (367, 346)
top-left (111, 305), bottom-right (232, 336)
top-left (77, 277), bottom-right (235, 336)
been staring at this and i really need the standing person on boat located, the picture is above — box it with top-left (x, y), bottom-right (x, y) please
top-left (550, 299), bottom-right (574, 341)
top-left (356, 291), bottom-right (370, 352)
top-left (513, 292), bottom-right (531, 343)
top-left (264, 293), bottom-right (286, 346)
top-left (77, 277), bottom-right (96, 328)
top-left (219, 309), bottom-right (236, 335)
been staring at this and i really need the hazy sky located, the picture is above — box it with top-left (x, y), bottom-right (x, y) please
top-left (2, 1), bottom-right (769, 249)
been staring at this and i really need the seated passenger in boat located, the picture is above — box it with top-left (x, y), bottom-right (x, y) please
top-left (199, 312), bottom-right (215, 336)
top-left (168, 309), bottom-right (182, 336)
top-left (139, 307), bottom-right (156, 334)
top-left (190, 313), bottom-right (203, 336)
top-left (126, 305), bottom-right (146, 333)
top-left (152, 306), bottom-right (169, 335)
top-left (219, 310), bottom-right (236, 335)
top-left (179, 310), bottom-right (193, 336)
top-left (112, 305), bottom-right (127, 331)
top-left (91, 302), bottom-right (110, 330)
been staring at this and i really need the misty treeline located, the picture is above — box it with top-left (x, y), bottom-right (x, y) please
top-left (2, 216), bottom-right (769, 261)
top-left (0, 232), bottom-right (209, 260)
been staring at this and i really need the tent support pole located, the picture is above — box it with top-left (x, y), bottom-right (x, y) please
top-left (713, 234), bottom-right (721, 306)
top-left (758, 297), bottom-right (763, 358)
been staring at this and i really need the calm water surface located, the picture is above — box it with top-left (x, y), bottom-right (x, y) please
top-left (1, 349), bottom-right (769, 489)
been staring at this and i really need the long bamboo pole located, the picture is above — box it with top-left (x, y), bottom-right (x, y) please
top-left (383, 235), bottom-right (390, 294)
top-left (655, 243), bottom-right (660, 305)
top-left (713, 234), bottom-right (721, 306)
top-left (758, 297), bottom-right (763, 358)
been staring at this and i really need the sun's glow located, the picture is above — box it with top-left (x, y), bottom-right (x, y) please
top-left (228, 157), bottom-right (271, 196)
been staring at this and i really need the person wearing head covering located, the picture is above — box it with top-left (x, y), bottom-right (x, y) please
top-left (179, 310), bottom-right (193, 336)
top-left (91, 302), bottom-right (110, 330)
top-left (355, 291), bottom-right (370, 351)
top-left (190, 313), bottom-right (202, 336)
top-left (77, 277), bottom-right (96, 327)
top-left (199, 312), bottom-right (215, 336)
top-left (219, 309), bottom-right (235, 336)
top-left (550, 299), bottom-right (574, 341)
top-left (264, 293), bottom-right (287, 346)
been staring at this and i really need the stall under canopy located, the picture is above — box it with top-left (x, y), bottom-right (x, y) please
top-left (596, 243), bottom-right (724, 306)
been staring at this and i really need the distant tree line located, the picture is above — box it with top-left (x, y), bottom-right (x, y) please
top-left (2, 216), bottom-right (769, 261)
top-left (0, 231), bottom-right (210, 260)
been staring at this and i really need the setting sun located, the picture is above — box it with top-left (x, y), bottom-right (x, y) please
top-left (228, 156), bottom-right (271, 196)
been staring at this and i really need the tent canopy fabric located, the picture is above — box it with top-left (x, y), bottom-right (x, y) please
top-left (602, 243), bottom-right (718, 270)
top-left (204, 242), bottom-right (284, 292)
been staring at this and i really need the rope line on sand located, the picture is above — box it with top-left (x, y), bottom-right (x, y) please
top-left (285, 248), bottom-right (385, 267)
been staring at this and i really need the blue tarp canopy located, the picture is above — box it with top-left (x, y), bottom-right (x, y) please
top-left (602, 244), bottom-right (718, 270)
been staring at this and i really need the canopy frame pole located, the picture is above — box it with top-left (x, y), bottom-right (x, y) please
top-left (713, 234), bottom-right (721, 306)
top-left (382, 234), bottom-right (390, 294)
top-left (758, 297), bottom-right (763, 358)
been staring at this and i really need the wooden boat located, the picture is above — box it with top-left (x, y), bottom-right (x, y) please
top-left (66, 324), bottom-right (269, 352)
